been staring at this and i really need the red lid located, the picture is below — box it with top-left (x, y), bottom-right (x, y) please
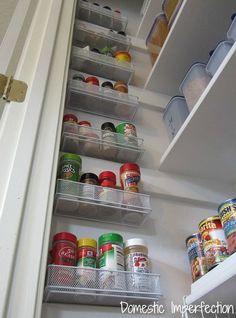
top-left (120, 163), bottom-right (140, 174)
top-left (63, 113), bottom-right (78, 123)
top-left (78, 121), bottom-right (92, 127)
top-left (53, 232), bottom-right (77, 244)
top-left (85, 76), bottom-right (99, 86)
top-left (100, 180), bottom-right (116, 188)
top-left (99, 171), bottom-right (116, 183)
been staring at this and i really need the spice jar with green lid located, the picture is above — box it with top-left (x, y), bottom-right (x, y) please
top-left (59, 153), bottom-right (82, 182)
top-left (98, 233), bottom-right (125, 290)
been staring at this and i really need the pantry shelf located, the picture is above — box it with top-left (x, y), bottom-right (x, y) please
top-left (73, 20), bottom-right (131, 52)
top-left (66, 79), bottom-right (139, 120)
top-left (185, 253), bottom-right (236, 307)
top-left (70, 47), bottom-right (134, 84)
top-left (61, 123), bottom-right (144, 163)
top-left (77, 1), bottom-right (128, 32)
top-left (54, 179), bottom-right (151, 226)
top-left (44, 265), bottom-right (161, 306)
top-left (159, 43), bottom-right (236, 183)
top-left (145, 0), bottom-right (236, 95)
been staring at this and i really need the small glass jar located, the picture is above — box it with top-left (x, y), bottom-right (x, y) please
top-left (78, 121), bottom-right (92, 135)
top-left (63, 113), bottom-right (79, 135)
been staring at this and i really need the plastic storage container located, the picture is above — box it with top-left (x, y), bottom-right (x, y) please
top-left (146, 13), bottom-right (169, 65)
top-left (206, 41), bottom-right (233, 77)
top-left (227, 14), bottom-right (236, 42)
top-left (179, 63), bottom-right (212, 110)
top-left (163, 96), bottom-right (189, 140)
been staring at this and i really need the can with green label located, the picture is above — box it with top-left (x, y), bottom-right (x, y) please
top-left (59, 153), bottom-right (82, 182)
top-left (116, 122), bottom-right (138, 148)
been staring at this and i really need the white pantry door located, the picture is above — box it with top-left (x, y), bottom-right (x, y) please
top-left (0, 0), bottom-right (75, 317)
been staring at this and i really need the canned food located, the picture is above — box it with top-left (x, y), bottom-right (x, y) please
top-left (218, 198), bottom-right (236, 254)
top-left (59, 153), bottom-right (82, 182)
top-left (98, 233), bottom-right (125, 290)
top-left (199, 216), bottom-right (228, 270)
top-left (186, 233), bottom-right (207, 282)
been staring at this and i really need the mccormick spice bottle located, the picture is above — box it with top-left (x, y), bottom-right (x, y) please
top-left (98, 233), bottom-right (125, 290)
top-left (80, 173), bottom-right (99, 200)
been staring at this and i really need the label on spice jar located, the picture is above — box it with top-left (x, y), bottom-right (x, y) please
top-left (99, 243), bottom-right (125, 290)
top-left (125, 252), bottom-right (150, 292)
top-left (77, 248), bottom-right (96, 268)
top-left (53, 244), bottom-right (76, 266)
top-left (122, 172), bottom-right (140, 192)
top-left (61, 163), bottom-right (78, 181)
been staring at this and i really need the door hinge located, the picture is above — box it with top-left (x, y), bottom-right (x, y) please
top-left (0, 73), bottom-right (27, 103)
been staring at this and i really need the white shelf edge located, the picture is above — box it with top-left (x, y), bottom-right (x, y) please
top-left (185, 253), bottom-right (236, 305)
top-left (144, 0), bottom-right (187, 90)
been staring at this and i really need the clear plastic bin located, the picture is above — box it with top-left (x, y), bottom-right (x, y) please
top-left (179, 63), bottom-right (212, 110)
top-left (73, 20), bottom-right (131, 52)
top-left (77, 1), bottom-right (128, 32)
top-left (66, 79), bottom-right (139, 121)
top-left (206, 41), bottom-right (233, 77)
top-left (146, 13), bottom-right (169, 65)
top-left (227, 14), bottom-right (236, 42)
top-left (163, 96), bottom-right (189, 141)
top-left (71, 47), bottom-right (134, 84)
top-left (54, 179), bottom-right (151, 226)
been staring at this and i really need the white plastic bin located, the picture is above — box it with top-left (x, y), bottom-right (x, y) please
top-left (179, 63), bottom-right (212, 110)
top-left (206, 41), bottom-right (233, 76)
top-left (227, 14), bottom-right (236, 42)
top-left (163, 96), bottom-right (189, 140)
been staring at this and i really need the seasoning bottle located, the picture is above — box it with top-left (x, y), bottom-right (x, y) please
top-left (63, 113), bottom-right (79, 135)
top-left (114, 81), bottom-right (128, 93)
top-left (116, 122), bottom-right (138, 148)
top-left (80, 173), bottom-right (99, 199)
top-left (59, 153), bottom-right (82, 182)
top-left (120, 163), bottom-right (141, 193)
top-left (99, 171), bottom-right (118, 208)
top-left (124, 238), bottom-right (150, 292)
top-left (77, 238), bottom-right (97, 268)
top-left (101, 122), bottom-right (117, 159)
top-left (98, 233), bottom-right (125, 290)
top-left (52, 232), bottom-right (77, 266)
top-left (78, 120), bottom-right (92, 135)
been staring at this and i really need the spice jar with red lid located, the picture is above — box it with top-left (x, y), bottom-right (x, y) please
top-left (50, 232), bottom-right (77, 286)
top-left (99, 171), bottom-right (116, 187)
top-left (51, 232), bottom-right (77, 266)
top-left (85, 76), bottom-right (99, 86)
top-left (120, 163), bottom-right (141, 193)
top-left (63, 114), bottom-right (79, 134)
top-left (78, 120), bottom-right (91, 135)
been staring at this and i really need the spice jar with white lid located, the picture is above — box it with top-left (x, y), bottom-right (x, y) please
top-left (124, 238), bottom-right (150, 292)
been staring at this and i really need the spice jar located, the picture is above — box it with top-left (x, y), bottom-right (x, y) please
top-left (78, 121), bottom-right (92, 135)
top-left (73, 73), bottom-right (85, 81)
top-left (114, 80), bottom-right (128, 93)
top-left (98, 233), bottom-right (125, 290)
top-left (124, 238), bottom-right (150, 292)
top-left (114, 51), bottom-right (131, 63)
top-left (116, 122), bottom-right (138, 148)
top-left (120, 163), bottom-right (141, 193)
top-left (77, 238), bottom-right (97, 268)
top-left (85, 76), bottom-right (99, 86)
top-left (52, 232), bottom-right (77, 266)
top-left (80, 172), bottom-right (99, 198)
top-left (101, 122), bottom-right (117, 159)
top-left (99, 172), bottom-right (118, 216)
top-left (59, 153), bottom-right (82, 182)
top-left (100, 46), bottom-right (114, 57)
top-left (102, 81), bottom-right (114, 89)
top-left (99, 171), bottom-right (116, 187)
top-left (63, 113), bottom-right (79, 135)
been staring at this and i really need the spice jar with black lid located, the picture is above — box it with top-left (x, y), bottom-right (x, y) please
top-left (101, 122), bottom-right (117, 160)
top-left (79, 173), bottom-right (99, 218)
